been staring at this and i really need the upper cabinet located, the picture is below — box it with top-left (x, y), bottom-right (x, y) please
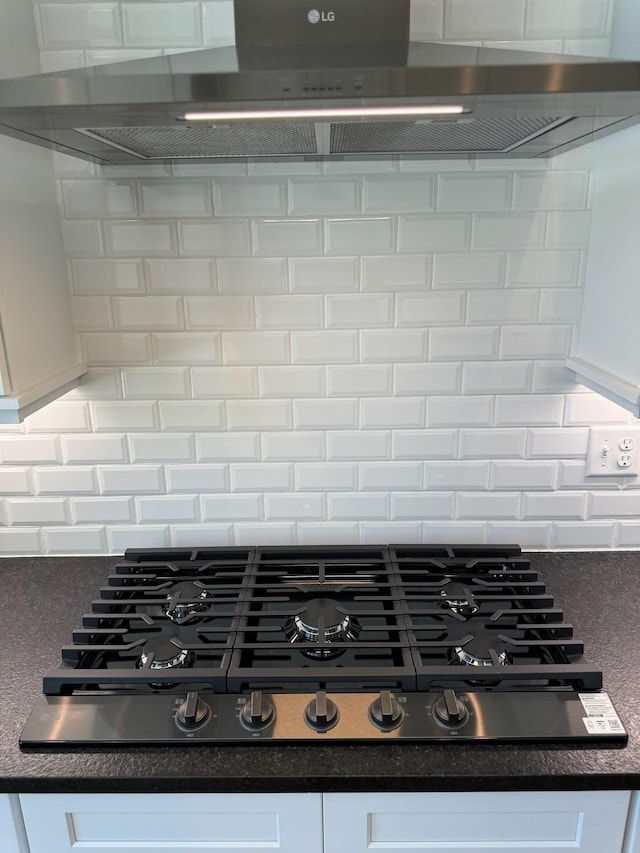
top-left (567, 122), bottom-right (640, 417)
top-left (0, 0), bottom-right (85, 424)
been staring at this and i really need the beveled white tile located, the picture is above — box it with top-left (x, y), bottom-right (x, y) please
top-left (326, 217), bottom-right (395, 255)
top-left (486, 522), bottom-right (551, 549)
top-left (62, 435), bottom-right (127, 464)
top-left (256, 295), bottom-right (322, 328)
top-left (123, 368), bottom-right (190, 399)
top-left (139, 181), bottom-right (212, 217)
top-left (361, 398), bottom-right (425, 429)
top-left (438, 173), bottom-right (511, 211)
top-left (538, 289), bottom-right (583, 323)
top-left (545, 211), bottom-right (592, 248)
top-left (221, 332), bottom-right (289, 365)
top-left (563, 394), bottom-right (632, 426)
top-left (24, 402), bottom-right (91, 433)
top-left (462, 361), bottom-right (532, 394)
top-left (0, 528), bottom-right (42, 554)
top-left (99, 465), bottom-right (164, 495)
top-left (72, 259), bottom-right (143, 294)
top-left (433, 253), bottom-right (506, 289)
top-left (81, 333), bottom-right (152, 366)
top-left (226, 400), bottom-right (292, 430)
top-left (363, 175), bottom-right (435, 213)
top-left (507, 250), bottom-right (582, 286)
top-left (473, 213), bottom-right (546, 249)
top-left (0, 468), bottom-right (32, 495)
top-left (218, 259), bottom-right (288, 294)
top-left (252, 219), bottom-right (322, 256)
top-left (107, 526), bottom-right (170, 552)
top-left (499, 325), bottom-right (571, 359)
top-left (391, 492), bottom-right (455, 519)
top-left (105, 221), bottom-right (176, 256)
top-left (136, 496), bottom-right (198, 522)
top-left (44, 527), bottom-right (107, 554)
top-left (394, 364), bottom-right (461, 395)
top-left (551, 522), bottom-right (614, 549)
top-left (215, 178), bottom-right (287, 217)
top-left (191, 367), bottom-right (257, 398)
top-left (327, 431), bottom-right (390, 460)
top-left (427, 396), bottom-right (494, 428)
top-left (203, 0), bottom-right (236, 44)
top-left (197, 433), bottom-right (260, 462)
top-left (362, 256), bottom-right (430, 291)
top-left (62, 221), bottom-right (103, 257)
top-left (430, 327), bottom-right (499, 361)
top-left (265, 494), bottom-right (324, 521)
top-left (360, 462), bottom-right (422, 490)
top-left (361, 330), bottom-right (427, 362)
top-left (392, 429), bottom-right (458, 460)
top-left (444, 0), bottom-right (525, 38)
top-left (263, 433), bottom-right (324, 461)
top-left (460, 428), bottom-right (526, 458)
top-left (589, 491), bottom-right (640, 517)
top-left (185, 296), bottom-right (253, 329)
top-left (201, 494), bottom-right (262, 521)
top-left (492, 461), bottom-right (557, 490)
top-left (525, 0), bottom-right (610, 38)
top-left (165, 464), bottom-right (227, 493)
top-left (62, 180), bottom-right (135, 218)
top-left (122, 2), bottom-right (202, 47)
top-left (327, 295), bottom-right (392, 328)
top-left (259, 366), bottom-right (324, 397)
top-left (39, 51), bottom-right (85, 72)
top-left (146, 259), bottom-right (214, 292)
top-left (292, 331), bottom-right (357, 364)
top-left (180, 220), bottom-right (251, 256)
top-left (154, 333), bottom-right (220, 366)
top-left (293, 399), bottom-right (358, 429)
top-left (289, 177), bottom-right (360, 216)
top-left (532, 361), bottom-right (585, 393)
top-left (522, 491), bottom-right (587, 518)
top-left (71, 497), bottom-right (133, 523)
top-left (112, 296), bottom-right (183, 330)
top-left (410, 0), bottom-right (444, 39)
top-left (34, 466), bottom-right (93, 498)
top-left (399, 215), bottom-right (470, 252)
top-left (296, 462), bottom-right (357, 490)
top-left (37, 3), bottom-right (121, 48)
top-left (513, 171), bottom-right (589, 210)
top-left (527, 427), bottom-right (590, 458)
top-left (328, 365), bottom-right (393, 397)
top-left (495, 394), bottom-right (564, 426)
top-left (456, 492), bottom-right (520, 519)
top-left (397, 293), bottom-right (465, 326)
top-left (328, 493), bottom-right (388, 520)
top-left (297, 523), bottom-right (359, 544)
top-left (129, 433), bottom-right (194, 462)
top-left (6, 498), bottom-right (67, 525)
top-left (290, 257), bottom-right (359, 293)
top-left (426, 461), bottom-right (490, 489)
top-left (467, 290), bottom-right (538, 324)
top-left (91, 401), bottom-right (157, 431)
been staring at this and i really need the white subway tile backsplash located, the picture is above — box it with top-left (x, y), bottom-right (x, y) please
top-left (327, 295), bottom-right (392, 328)
top-left (525, 0), bottom-right (610, 38)
top-left (253, 219), bottom-right (322, 256)
top-left (397, 293), bottom-right (465, 326)
top-left (513, 171), bottom-right (589, 211)
top-left (361, 398), bottom-right (425, 429)
top-left (165, 464), bottom-right (226, 493)
top-left (328, 493), bottom-right (388, 520)
top-left (297, 523), bottom-right (359, 544)
top-left (399, 215), bottom-right (470, 252)
top-left (392, 492), bottom-right (455, 519)
top-left (71, 497), bottom-right (133, 523)
top-left (460, 428), bottom-right (526, 459)
top-left (265, 494), bottom-right (324, 521)
top-left (427, 396), bottom-right (494, 428)
top-left (292, 331), bottom-right (357, 364)
top-left (257, 295), bottom-right (322, 329)
top-left (438, 173), bottom-right (511, 212)
top-left (395, 364), bottom-right (461, 396)
top-left (0, 437), bottom-right (60, 465)
top-left (615, 522), bottom-right (640, 548)
top-left (191, 367), bottom-right (257, 398)
top-left (136, 495), bottom-right (198, 522)
top-left (522, 492), bottom-right (587, 519)
top-left (63, 180), bottom-right (135, 219)
top-left (486, 522), bottom-right (551, 549)
top-left (296, 462), bottom-right (357, 490)
top-left (62, 221), bottom-right (103, 257)
top-left (215, 178), bottom-right (286, 217)
top-left (0, 528), bottom-right (42, 554)
top-left (507, 250), bottom-right (582, 286)
top-left (129, 433), bottom-right (194, 462)
top-left (146, 259), bottom-right (214, 292)
top-left (218, 259), bottom-right (287, 295)
top-left (99, 465), bottom-right (164, 495)
top-left (564, 394), bottom-right (631, 426)
top-left (444, 0), bottom-right (525, 38)
top-left (259, 366), bottom-right (324, 397)
top-left (362, 256), bottom-right (430, 291)
top-left (72, 259), bottom-right (143, 294)
top-left (557, 460), bottom-right (620, 490)
top-left (360, 462), bottom-right (422, 490)
top-left (410, 0), bottom-right (443, 38)
top-left (499, 325), bottom-right (571, 359)
top-left (546, 211), bottom-right (592, 248)
top-left (494, 394), bottom-right (564, 427)
top-left (363, 176), bottom-right (434, 214)
top-left (462, 361), bottom-right (531, 394)
top-left (201, 494), bottom-right (262, 522)
top-left (289, 178), bottom-right (360, 216)
top-left (326, 217), bottom-right (395, 255)
top-left (62, 435), bottom-right (127, 464)
top-left (154, 333), bottom-right (220, 365)
top-left (0, 468), bottom-right (32, 495)
top-left (589, 492), bottom-right (640, 517)
top-left (91, 401), bottom-right (157, 431)
top-left (264, 433), bottom-right (324, 462)
top-left (233, 523), bottom-right (296, 545)
top-left (433, 253), bottom-right (505, 289)
top-left (197, 433), bottom-right (260, 462)
top-left (328, 431), bottom-right (390, 460)
top-left (82, 332), bottom-right (152, 365)
top-left (473, 213), bottom-right (546, 250)
top-left (105, 221), bottom-right (176, 256)
top-left (361, 330), bottom-right (427, 362)
top-left (7, 498), bottom-right (68, 525)
top-left (202, 0), bottom-right (235, 44)
top-left (180, 220), bottom-right (251, 256)
top-left (113, 296), bottom-right (184, 330)
top-left (24, 402), bottom-right (91, 433)
top-left (551, 522), bottom-right (614, 549)
top-left (185, 296), bottom-right (253, 329)
top-left (467, 290), bottom-right (538, 325)
top-left (222, 332), bottom-right (289, 365)
top-left (537, 289), bottom-right (583, 324)
top-left (527, 427), bottom-right (590, 458)
top-left (456, 492), bottom-right (520, 519)
top-left (426, 461), bottom-right (490, 490)
top-left (121, 2), bottom-right (202, 47)
top-left (290, 257), bottom-right (359, 293)
top-left (392, 429), bottom-right (457, 460)
top-left (226, 400), bottom-right (292, 430)
top-left (430, 327), bottom-right (499, 361)
top-left (159, 401), bottom-right (225, 430)
top-left (44, 526), bottom-right (107, 554)
top-left (492, 461), bottom-right (557, 490)
top-left (294, 399), bottom-right (357, 429)
top-left (139, 182), bottom-right (212, 218)
top-left (37, 4), bottom-right (121, 48)
top-left (328, 365), bottom-right (393, 397)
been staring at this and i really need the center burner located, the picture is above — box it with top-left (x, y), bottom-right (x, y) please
top-left (284, 597), bottom-right (362, 659)
top-left (164, 581), bottom-right (210, 624)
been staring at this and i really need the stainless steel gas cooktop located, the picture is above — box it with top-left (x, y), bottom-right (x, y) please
top-left (20, 544), bottom-right (627, 745)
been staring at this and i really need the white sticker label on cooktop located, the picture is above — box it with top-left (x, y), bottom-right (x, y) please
top-left (579, 693), bottom-right (625, 735)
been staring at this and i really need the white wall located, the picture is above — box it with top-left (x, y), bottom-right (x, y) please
top-left (1, 0), bottom-right (638, 556)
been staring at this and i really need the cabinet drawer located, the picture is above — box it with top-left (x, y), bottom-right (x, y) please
top-left (324, 790), bottom-right (631, 853)
top-left (19, 792), bottom-right (322, 853)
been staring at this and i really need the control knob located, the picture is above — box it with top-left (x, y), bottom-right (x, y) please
top-left (368, 690), bottom-right (403, 730)
top-left (304, 690), bottom-right (339, 731)
top-left (240, 691), bottom-right (275, 731)
top-left (433, 689), bottom-right (468, 727)
top-left (175, 691), bottom-right (211, 731)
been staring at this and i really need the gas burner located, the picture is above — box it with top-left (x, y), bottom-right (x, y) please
top-left (284, 597), bottom-right (362, 659)
top-left (438, 582), bottom-right (478, 617)
top-left (138, 635), bottom-right (193, 672)
top-left (448, 631), bottom-right (512, 668)
top-left (163, 581), bottom-right (209, 624)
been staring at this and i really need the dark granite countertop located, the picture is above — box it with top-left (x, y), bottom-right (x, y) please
top-left (1, 551), bottom-right (638, 793)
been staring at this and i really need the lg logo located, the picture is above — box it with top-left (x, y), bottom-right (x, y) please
top-left (308, 8), bottom-right (335, 23)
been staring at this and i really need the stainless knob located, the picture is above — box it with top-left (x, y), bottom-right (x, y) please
top-left (240, 691), bottom-right (275, 731)
top-left (304, 690), bottom-right (339, 731)
top-left (368, 690), bottom-right (403, 730)
top-left (175, 691), bottom-right (211, 731)
top-left (433, 689), bottom-right (468, 727)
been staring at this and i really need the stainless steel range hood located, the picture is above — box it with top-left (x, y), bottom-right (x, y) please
top-left (1, 0), bottom-right (640, 165)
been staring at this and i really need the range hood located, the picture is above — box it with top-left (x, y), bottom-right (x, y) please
top-left (2, 0), bottom-right (640, 165)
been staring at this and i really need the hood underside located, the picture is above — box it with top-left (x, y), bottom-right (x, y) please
top-left (1, 36), bottom-right (640, 164)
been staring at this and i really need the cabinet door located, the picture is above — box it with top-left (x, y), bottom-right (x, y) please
top-left (0, 794), bottom-right (28, 853)
top-left (19, 792), bottom-right (322, 853)
top-left (324, 790), bottom-right (631, 853)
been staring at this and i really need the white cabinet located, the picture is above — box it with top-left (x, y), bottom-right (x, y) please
top-left (18, 792), bottom-right (323, 853)
top-left (567, 122), bottom-right (640, 417)
top-left (625, 792), bottom-right (640, 853)
top-left (323, 790), bottom-right (632, 853)
top-left (0, 794), bottom-right (28, 853)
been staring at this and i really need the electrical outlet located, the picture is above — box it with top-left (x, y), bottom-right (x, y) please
top-left (585, 427), bottom-right (640, 477)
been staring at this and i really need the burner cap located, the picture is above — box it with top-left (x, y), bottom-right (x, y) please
top-left (164, 581), bottom-right (209, 624)
top-left (284, 597), bottom-right (361, 659)
top-left (138, 635), bottom-right (192, 670)
top-left (450, 630), bottom-right (512, 668)
top-left (438, 582), bottom-right (478, 617)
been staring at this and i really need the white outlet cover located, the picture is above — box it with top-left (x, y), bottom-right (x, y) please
top-left (585, 426), bottom-right (640, 477)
